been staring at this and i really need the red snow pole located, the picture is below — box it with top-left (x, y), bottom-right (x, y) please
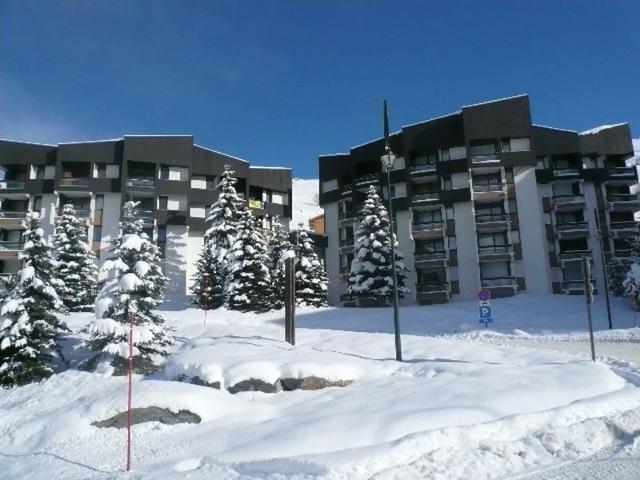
top-left (126, 304), bottom-right (133, 471)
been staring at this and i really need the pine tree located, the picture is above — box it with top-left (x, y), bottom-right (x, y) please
top-left (190, 241), bottom-right (222, 310)
top-left (87, 201), bottom-right (173, 374)
top-left (192, 165), bottom-right (246, 309)
top-left (266, 216), bottom-right (293, 309)
top-left (348, 185), bottom-right (409, 303)
top-left (52, 204), bottom-right (98, 311)
top-left (293, 224), bottom-right (328, 307)
top-left (0, 214), bottom-right (67, 387)
top-left (225, 210), bottom-right (272, 312)
top-left (608, 257), bottom-right (631, 296)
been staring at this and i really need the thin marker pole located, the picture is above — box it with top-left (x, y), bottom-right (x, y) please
top-left (126, 304), bottom-right (133, 471)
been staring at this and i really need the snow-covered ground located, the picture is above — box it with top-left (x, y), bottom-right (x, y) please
top-left (1, 294), bottom-right (640, 479)
top-left (291, 178), bottom-right (322, 229)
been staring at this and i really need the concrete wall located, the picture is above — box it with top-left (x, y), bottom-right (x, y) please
top-left (98, 193), bottom-right (122, 277)
top-left (453, 201), bottom-right (480, 300)
top-left (395, 209), bottom-right (416, 304)
top-left (583, 183), bottom-right (605, 292)
top-left (514, 165), bottom-right (552, 293)
top-left (186, 229), bottom-right (204, 294)
top-left (324, 201), bottom-right (341, 305)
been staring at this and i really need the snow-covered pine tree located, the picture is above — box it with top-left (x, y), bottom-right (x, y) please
top-left (52, 203), bottom-right (98, 311)
top-left (190, 241), bottom-right (222, 310)
top-left (265, 216), bottom-right (293, 309)
top-left (608, 257), bottom-right (631, 296)
top-left (293, 224), bottom-right (328, 307)
top-left (225, 210), bottom-right (272, 312)
top-left (347, 185), bottom-right (409, 303)
top-left (192, 165), bottom-right (246, 309)
top-left (87, 201), bottom-right (172, 374)
top-left (0, 214), bottom-right (67, 387)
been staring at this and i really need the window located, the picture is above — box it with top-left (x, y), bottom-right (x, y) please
top-left (439, 148), bottom-right (450, 162)
top-left (536, 156), bottom-right (547, 170)
top-left (414, 209), bottom-right (442, 225)
top-left (443, 178), bottom-right (452, 190)
top-left (417, 268), bottom-right (446, 285)
top-left (33, 195), bottom-right (42, 211)
top-left (159, 165), bottom-right (170, 180)
top-left (508, 199), bottom-right (518, 213)
top-left (35, 165), bottom-right (46, 179)
top-left (501, 139), bottom-right (511, 153)
top-left (322, 179), bottom-right (338, 193)
top-left (415, 239), bottom-right (445, 254)
top-left (547, 240), bottom-right (556, 253)
top-left (511, 229), bottom-right (520, 244)
top-left (95, 164), bottom-right (107, 178)
top-left (92, 226), bottom-right (102, 242)
top-left (95, 194), bottom-right (104, 210)
top-left (510, 138), bottom-right (531, 152)
top-left (552, 182), bottom-right (581, 197)
top-left (556, 211), bottom-right (584, 224)
top-left (480, 261), bottom-right (511, 279)
top-left (448, 236), bottom-right (457, 250)
top-left (158, 196), bottom-right (169, 210)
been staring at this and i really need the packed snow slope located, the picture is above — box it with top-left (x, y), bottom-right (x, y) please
top-left (1, 294), bottom-right (640, 479)
top-left (291, 178), bottom-right (322, 229)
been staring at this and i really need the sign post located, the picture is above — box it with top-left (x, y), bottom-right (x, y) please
top-left (478, 287), bottom-right (493, 328)
top-left (203, 272), bottom-right (209, 326)
top-left (582, 256), bottom-right (596, 362)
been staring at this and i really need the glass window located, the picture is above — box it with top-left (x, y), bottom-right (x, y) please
top-left (156, 227), bottom-right (166, 242)
top-left (159, 165), bottom-right (170, 180)
top-left (158, 196), bottom-right (168, 210)
top-left (417, 268), bottom-right (446, 285)
top-left (501, 139), bottom-right (511, 153)
top-left (480, 261), bottom-right (511, 279)
top-left (440, 148), bottom-right (450, 162)
top-left (33, 195), bottom-right (42, 211)
top-left (96, 164), bottom-right (107, 178)
top-left (92, 226), bottom-right (102, 242)
top-left (95, 194), bottom-right (104, 210)
top-left (448, 236), bottom-right (457, 250)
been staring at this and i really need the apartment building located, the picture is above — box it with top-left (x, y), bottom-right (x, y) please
top-left (0, 135), bottom-right (292, 296)
top-left (318, 95), bottom-right (638, 305)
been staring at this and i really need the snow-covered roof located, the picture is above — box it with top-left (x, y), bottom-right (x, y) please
top-left (462, 93), bottom-right (528, 109)
top-left (579, 123), bottom-right (628, 135)
top-left (193, 144), bottom-right (250, 164)
top-left (124, 134), bottom-right (193, 137)
top-left (532, 124), bottom-right (578, 133)
top-left (0, 138), bottom-right (57, 147)
top-left (350, 130), bottom-right (401, 151)
top-left (58, 138), bottom-right (123, 145)
top-left (318, 152), bottom-right (349, 158)
top-left (250, 166), bottom-right (292, 171)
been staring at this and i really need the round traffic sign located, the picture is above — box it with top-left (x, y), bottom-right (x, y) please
top-left (478, 288), bottom-right (491, 302)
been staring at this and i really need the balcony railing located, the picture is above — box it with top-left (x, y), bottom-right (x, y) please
top-left (473, 183), bottom-right (504, 193)
top-left (410, 163), bottom-right (437, 174)
top-left (555, 221), bottom-right (589, 232)
top-left (416, 282), bottom-right (449, 293)
top-left (475, 213), bottom-right (508, 223)
top-left (471, 153), bottom-right (499, 163)
top-left (412, 192), bottom-right (440, 202)
top-left (413, 221), bottom-right (443, 231)
top-left (478, 245), bottom-right (511, 255)
top-left (339, 266), bottom-right (351, 276)
top-left (614, 249), bottom-right (632, 258)
top-left (248, 199), bottom-right (264, 209)
top-left (59, 178), bottom-right (90, 187)
top-left (58, 207), bottom-right (90, 218)
top-left (608, 167), bottom-right (636, 176)
top-left (562, 280), bottom-right (595, 292)
top-left (558, 249), bottom-right (590, 259)
top-left (338, 209), bottom-right (357, 220)
top-left (610, 221), bottom-right (637, 230)
top-left (0, 241), bottom-right (24, 251)
top-left (339, 238), bottom-right (354, 248)
top-left (354, 173), bottom-right (379, 186)
top-left (135, 209), bottom-right (155, 220)
top-left (606, 194), bottom-right (638, 203)
top-left (0, 211), bottom-right (28, 219)
top-left (0, 180), bottom-right (26, 189)
top-left (552, 168), bottom-right (580, 176)
top-left (414, 251), bottom-right (446, 261)
top-left (481, 277), bottom-right (516, 288)
top-left (552, 194), bottom-right (584, 204)
top-left (127, 177), bottom-right (156, 188)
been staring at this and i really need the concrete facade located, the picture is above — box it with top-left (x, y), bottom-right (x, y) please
top-left (318, 95), bottom-right (638, 305)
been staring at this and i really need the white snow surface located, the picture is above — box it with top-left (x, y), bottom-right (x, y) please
top-left (291, 178), bottom-right (322, 229)
top-left (2, 294), bottom-right (640, 479)
top-left (580, 123), bottom-right (628, 135)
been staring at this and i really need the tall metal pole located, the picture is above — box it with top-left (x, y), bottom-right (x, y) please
top-left (593, 208), bottom-right (613, 329)
top-left (386, 164), bottom-right (402, 361)
top-left (582, 256), bottom-right (597, 362)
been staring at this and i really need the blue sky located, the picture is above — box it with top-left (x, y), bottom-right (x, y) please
top-left (1, 0), bottom-right (639, 178)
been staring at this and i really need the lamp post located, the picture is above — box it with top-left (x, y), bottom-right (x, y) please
top-left (381, 100), bottom-right (402, 361)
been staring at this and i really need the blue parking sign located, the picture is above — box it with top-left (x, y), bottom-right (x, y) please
top-left (479, 305), bottom-right (493, 326)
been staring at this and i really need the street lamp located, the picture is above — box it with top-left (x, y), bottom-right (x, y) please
top-left (381, 100), bottom-right (402, 361)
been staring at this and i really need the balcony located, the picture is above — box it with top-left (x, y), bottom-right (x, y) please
top-left (552, 168), bottom-right (580, 177)
top-left (59, 178), bottom-right (90, 188)
top-left (0, 180), bottom-right (26, 190)
top-left (606, 194), bottom-right (640, 210)
top-left (555, 222), bottom-right (589, 240)
top-left (610, 221), bottom-right (637, 231)
top-left (416, 282), bottom-right (450, 304)
top-left (0, 241), bottom-right (24, 259)
top-left (410, 163), bottom-right (437, 175)
top-left (135, 209), bottom-right (155, 221)
top-left (475, 213), bottom-right (509, 231)
top-left (412, 192), bottom-right (440, 205)
top-left (613, 249), bottom-right (632, 258)
top-left (339, 238), bottom-right (354, 251)
top-left (127, 177), bottom-right (156, 188)
top-left (478, 244), bottom-right (512, 259)
top-left (416, 282), bottom-right (449, 294)
top-left (558, 249), bottom-right (591, 261)
top-left (58, 206), bottom-right (90, 218)
top-left (354, 173), bottom-right (379, 188)
top-left (414, 251), bottom-right (447, 265)
top-left (412, 221), bottom-right (444, 239)
top-left (607, 167), bottom-right (637, 178)
top-left (0, 211), bottom-right (29, 228)
top-left (481, 277), bottom-right (516, 288)
top-left (553, 194), bottom-right (585, 210)
top-left (338, 209), bottom-right (357, 221)
top-left (562, 280), bottom-right (596, 295)
top-left (339, 265), bottom-right (351, 277)
top-left (471, 153), bottom-right (500, 164)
